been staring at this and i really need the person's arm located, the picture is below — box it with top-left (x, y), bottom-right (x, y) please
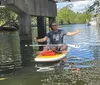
top-left (34, 36), bottom-right (48, 43)
top-left (66, 29), bottom-right (80, 36)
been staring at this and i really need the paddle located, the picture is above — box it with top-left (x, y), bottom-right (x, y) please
top-left (25, 44), bottom-right (80, 48)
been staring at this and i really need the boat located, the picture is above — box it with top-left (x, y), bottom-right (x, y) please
top-left (89, 21), bottom-right (97, 26)
top-left (33, 44), bottom-right (77, 62)
top-left (35, 53), bottom-right (67, 62)
top-left (89, 17), bottom-right (97, 26)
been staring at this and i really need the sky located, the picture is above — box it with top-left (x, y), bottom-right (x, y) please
top-left (57, 0), bottom-right (95, 13)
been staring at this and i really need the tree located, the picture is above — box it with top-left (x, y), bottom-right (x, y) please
top-left (56, 7), bottom-right (76, 24)
top-left (56, 7), bottom-right (92, 24)
top-left (0, 8), bottom-right (18, 25)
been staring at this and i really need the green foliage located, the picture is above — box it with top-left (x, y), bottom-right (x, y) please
top-left (0, 8), bottom-right (17, 25)
top-left (56, 7), bottom-right (92, 24)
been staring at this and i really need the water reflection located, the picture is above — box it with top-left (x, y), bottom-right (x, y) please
top-left (67, 48), bottom-right (94, 62)
top-left (0, 31), bottom-right (21, 71)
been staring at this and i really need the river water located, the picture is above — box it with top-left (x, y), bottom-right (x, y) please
top-left (0, 24), bottom-right (100, 85)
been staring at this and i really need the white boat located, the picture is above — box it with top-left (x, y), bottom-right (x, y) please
top-left (89, 17), bottom-right (97, 26)
top-left (89, 21), bottom-right (97, 26)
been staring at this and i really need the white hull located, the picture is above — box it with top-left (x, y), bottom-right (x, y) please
top-left (89, 21), bottom-right (97, 26)
top-left (35, 54), bottom-right (66, 62)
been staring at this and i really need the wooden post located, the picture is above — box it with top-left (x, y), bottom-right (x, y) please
top-left (37, 16), bottom-right (46, 51)
top-left (18, 13), bottom-right (33, 65)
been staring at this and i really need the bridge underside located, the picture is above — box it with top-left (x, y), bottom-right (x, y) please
top-left (0, 0), bottom-right (58, 64)
top-left (55, 0), bottom-right (86, 2)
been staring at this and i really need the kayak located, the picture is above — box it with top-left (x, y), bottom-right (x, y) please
top-left (34, 46), bottom-right (72, 62)
top-left (35, 53), bottom-right (67, 62)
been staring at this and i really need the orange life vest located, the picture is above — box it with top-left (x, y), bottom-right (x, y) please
top-left (41, 50), bottom-right (56, 56)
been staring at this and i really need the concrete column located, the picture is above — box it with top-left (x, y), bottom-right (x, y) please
top-left (37, 16), bottom-right (46, 51)
top-left (18, 13), bottom-right (33, 65)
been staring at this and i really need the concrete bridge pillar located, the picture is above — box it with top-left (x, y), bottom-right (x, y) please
top-left (18, 13), bottom-right (33, 65)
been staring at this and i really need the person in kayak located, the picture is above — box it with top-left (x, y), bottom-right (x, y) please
top-left (34, 22), bottom-right (80, 54)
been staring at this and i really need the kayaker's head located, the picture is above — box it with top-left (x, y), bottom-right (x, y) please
top-left (51, 22), bottom-right (59, 32)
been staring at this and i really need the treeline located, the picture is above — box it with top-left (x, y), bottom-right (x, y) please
top-left (56, 7), bottom-right (92, 25)
top-left (0, 7), bottom-right (92, 26)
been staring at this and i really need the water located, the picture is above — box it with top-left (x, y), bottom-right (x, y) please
top-left (0, 24), bottom-right (100, 85)
top-left (0, 32), bottom-right (21, 71)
